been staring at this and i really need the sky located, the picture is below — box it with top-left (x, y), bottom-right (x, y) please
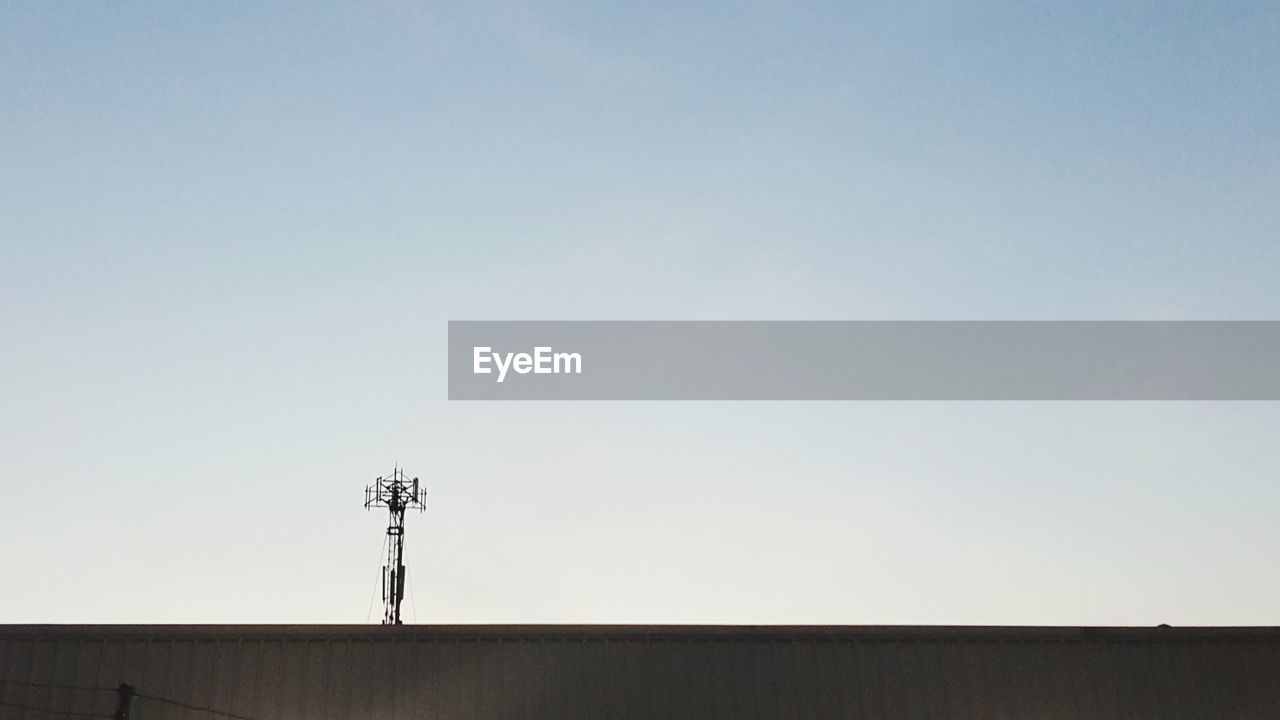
top-left (2, 1), bottom-right (1280, 625)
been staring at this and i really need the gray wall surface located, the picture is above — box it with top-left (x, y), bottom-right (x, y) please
top-left (3, 625), bottom-right (1280, 719)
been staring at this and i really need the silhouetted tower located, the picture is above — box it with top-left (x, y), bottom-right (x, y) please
top-left (365, 467), bottom-right (426, 625)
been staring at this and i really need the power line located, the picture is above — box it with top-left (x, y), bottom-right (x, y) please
top-left (0, 679), bottom-right (113, 693)
top-left (0, 699), bottom-right (109, 718)
top-left (134, 692), bottom-right (263, 720)
top-left (0, 680), bottom-right (269, 720)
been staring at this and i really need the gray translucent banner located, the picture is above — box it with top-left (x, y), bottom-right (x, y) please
top-left (448, 321), bottom-right (1280, 400)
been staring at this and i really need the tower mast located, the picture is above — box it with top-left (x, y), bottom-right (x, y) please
top-left (364, 466), bottom-right (427, 625)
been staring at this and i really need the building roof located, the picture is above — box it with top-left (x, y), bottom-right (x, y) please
top-left (3, 624), bottom-right (1280, 718)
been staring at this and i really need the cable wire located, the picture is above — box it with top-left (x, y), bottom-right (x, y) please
top-left (0, 699), bottom-right (109, 718)
top-left (406, 563), bottom-right (418, 623)
top-left (366, 531), bottom-right (389, 623)
top-left (0, 680), bottom-right (267, 720)
top-left (0, 680), bottom-right (113, 693)
top-left (135, 692), bottom-right (262, 720)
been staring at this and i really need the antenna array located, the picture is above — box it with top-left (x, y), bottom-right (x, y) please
top-left (364, 467), bottom-right (426, 625)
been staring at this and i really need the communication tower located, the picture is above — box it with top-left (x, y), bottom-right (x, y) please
top-left (364, 467), bottom-right (426, 625)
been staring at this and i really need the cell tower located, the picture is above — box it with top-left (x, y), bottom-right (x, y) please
top-left (364, 466), bottom-right (427, 625)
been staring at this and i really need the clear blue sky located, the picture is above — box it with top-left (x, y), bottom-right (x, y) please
top-left (2, 1), bottom-right (1279, 624)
